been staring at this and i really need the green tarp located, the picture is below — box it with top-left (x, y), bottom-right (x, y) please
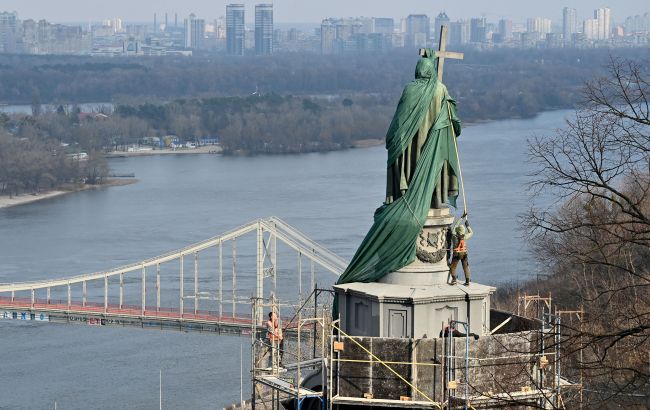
top-left (336, 52), bottom-right (461, 287)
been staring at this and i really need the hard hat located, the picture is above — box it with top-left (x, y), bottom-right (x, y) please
top-left (455, 225), bottom-right (466, 235)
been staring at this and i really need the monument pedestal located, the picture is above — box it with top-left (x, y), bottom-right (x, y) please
top-left (334, 208), bottom-right (495, 338)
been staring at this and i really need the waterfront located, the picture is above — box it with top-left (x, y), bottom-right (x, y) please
top-left (0, 110), bottom-right (567, 409)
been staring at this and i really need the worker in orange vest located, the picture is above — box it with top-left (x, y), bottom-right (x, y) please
top-left (450, 213), bottom-right (473, 286)
top-left (266, 311), bottom-right (284, 367)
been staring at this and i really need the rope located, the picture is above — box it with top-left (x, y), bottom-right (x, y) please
top-left (402, 196), bottom-right (421, 225)
top-left (447, 101), bottom-right (467, 216)
top-left (332, 323), bottom-right (442, 409)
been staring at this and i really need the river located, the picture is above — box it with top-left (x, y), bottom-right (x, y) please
top-left (0, 110), bottom-right (568, 409)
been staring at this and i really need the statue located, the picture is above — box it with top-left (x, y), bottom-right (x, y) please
top-left (336, 46), bottom-right (464, 286)
top-left (385, 52), bottom-right (461, 209)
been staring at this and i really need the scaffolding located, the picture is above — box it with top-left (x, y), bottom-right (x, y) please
top-left (251, 288), bottom-right (333, 410)
top-left (248, 291), bottom-right (582, 410)
top-left (555, 307), bottom-right (585, 409)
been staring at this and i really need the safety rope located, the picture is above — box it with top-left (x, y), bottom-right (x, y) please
top-left (447, 101), bottom-right (467, 216)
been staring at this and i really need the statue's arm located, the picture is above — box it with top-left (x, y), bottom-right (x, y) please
top-left (447, 97), bottom-right (462, 137)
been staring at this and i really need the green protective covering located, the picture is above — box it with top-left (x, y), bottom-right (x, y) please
top-left (336, 51), bottom-right (462, 287)
top-left (385, 50), bottom-right (440, 167)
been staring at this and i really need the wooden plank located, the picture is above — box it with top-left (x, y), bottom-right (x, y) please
top-left (331, 396), bottom-right (438, 409)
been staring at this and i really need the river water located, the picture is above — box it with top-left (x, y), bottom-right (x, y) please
top-left (0, 110), bottom-right (568, 409)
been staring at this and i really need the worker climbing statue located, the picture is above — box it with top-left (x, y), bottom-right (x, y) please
top-left (450, 213), bottom-right (473, 285)
top-left (336, 28), bottom-right (468, 289)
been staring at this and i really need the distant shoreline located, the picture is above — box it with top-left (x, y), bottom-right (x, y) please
top-left (0, 179), bottom-right (138, 209)
top-left (105, 145), bottom-right (222, 157)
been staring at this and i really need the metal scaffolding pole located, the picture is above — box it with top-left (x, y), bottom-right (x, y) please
top-left (271, 227), bottom-right (277, 296)
top-left (298, 251), bottom-right (303, 303)
top-left (142, 265), bottom-right (147, 315)
top-left (232, 239), bottom-right (237, 318)
top-left (194, 252), bottom-right (199, 315)
top-left (156, 263), bottom-right (160, 312)
top-left (556, 313), bottom-right (561, 408)
top-left (219, 241), bottom-right (223, 319)
top-left (179, 254), bottom-right (184, 317)
top-left (119, 272), bottom-right (124, 309)
top-left (310, 254), bottom-right (315, 303)
top-left (256, 223), bottom-right (264, 323)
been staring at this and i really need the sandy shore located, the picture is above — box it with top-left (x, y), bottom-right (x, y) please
top-left (0, 179), bottom-right (137, 209)
top-left (105, 145), bottom-right (222, 157)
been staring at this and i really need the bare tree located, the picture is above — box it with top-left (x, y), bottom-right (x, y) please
top-left (523, 57), bottom-right (650, 407)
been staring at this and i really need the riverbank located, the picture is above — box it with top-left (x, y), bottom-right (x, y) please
top-left (105, 145), bottom-right (222, 157)
top-left (0, 179), bottom-right (137, 209)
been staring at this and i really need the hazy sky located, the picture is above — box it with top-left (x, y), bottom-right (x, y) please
top-left (2, 0), bottom-right (647, 24)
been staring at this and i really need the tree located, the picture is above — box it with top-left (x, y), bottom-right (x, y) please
top-left (523, 57), bottom-right (650, 406)
top-left (31, 88), bottom-right (42, 117)
top-left (83, 151), bottom-right (109, 185)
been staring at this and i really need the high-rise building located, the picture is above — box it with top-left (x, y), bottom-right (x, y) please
top-left (406, 14), bottom-right (429, 48)
top-left (470, 17), bottom-right (486, 43)
top-left (184, 13), bottom-right (205, 49)
top-left (113, 17), bottom-right (123, 33)
top-left (372, 18), bottom-right (394, 50)
top-left (583, 18), bottom-right (599, 40)
top-left (562, 7), bottom-right (578, 44)
top-left (0, 11), bottom-right (17, 53)
top-left (594, 7), bottom-right (611, 40)
top-left (449, 20), bottom-right (470, 45)
top-left (498, 19), bottom-right (513, 42)
top-left (226, 4), bottom-right (245, 55)
top-left (255, 4), bottom-right (273, 55)
top-left (356, 17), bottom-right (373, 34)
top-left (434, 12), bottom-right (450, 41)
top-left (320, 18), bottom-right (336, 54)
top-left (526, 17), bottom-right (551, 36)
top-left (372, 18), bottom-right (394, 35)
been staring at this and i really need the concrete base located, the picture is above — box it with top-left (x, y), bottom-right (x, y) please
top-left (334, 281), bottom-right (495, 338)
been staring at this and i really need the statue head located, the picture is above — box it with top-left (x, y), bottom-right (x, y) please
top-left (415, 58), bottom-right (436, 80)
top-left (455, 225), bottom-right (466, 235)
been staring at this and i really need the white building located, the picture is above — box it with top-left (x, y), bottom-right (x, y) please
top-left (595, 7), bottom-right (611, 40)
top-left (562, 7), bottom-right (578, 43)
top-left (583, 18), bottom-right (599, 40)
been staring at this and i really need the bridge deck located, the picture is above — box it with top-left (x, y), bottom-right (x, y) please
top-left (0, 297), bottom-right (316, 336)
top-left (0, 297), bottom-right (258, 334)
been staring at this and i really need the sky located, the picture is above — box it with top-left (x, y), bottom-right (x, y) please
top-left (1, 0), bottom-right (647, 24)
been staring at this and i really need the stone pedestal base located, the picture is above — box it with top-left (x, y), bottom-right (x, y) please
top-left (334, 281), bottom-right (495, 338)
top-left (334, 207), bottom-right (495, 338)
top-left (379, 208), bottom-right (455, 286)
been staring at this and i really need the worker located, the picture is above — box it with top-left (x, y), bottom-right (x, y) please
top-left (449, 213), bottom-right (473, 286)
top-left (266, 311), bottom-right (284, 367)
top-left (439, 324), bottom-right (480, 340)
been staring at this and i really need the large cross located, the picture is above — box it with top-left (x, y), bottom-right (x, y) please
top-left (419, 25), bottom-right (464, 81)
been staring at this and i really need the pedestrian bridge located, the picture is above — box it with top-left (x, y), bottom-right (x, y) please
top-left (0, 217), bottom-right (345, 334)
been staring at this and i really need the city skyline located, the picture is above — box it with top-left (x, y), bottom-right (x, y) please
top-left (1, 3), bottom-right (648, 57)
top-left (1, 0), bottom-right (647, 24)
